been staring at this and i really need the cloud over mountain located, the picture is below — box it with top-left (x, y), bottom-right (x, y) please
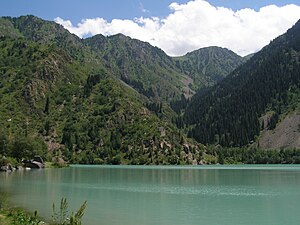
top-left (55, 0), bottom-right (300, 56)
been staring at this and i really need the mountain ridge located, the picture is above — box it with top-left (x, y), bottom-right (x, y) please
top-left (174, 46), bottom-right (245, 90)
top-left (0, 15), bottom-right (207, 165)
top-left (184, 19), bottom-right (300, 148)
top-left (2, 15), bottom-right (298, 167)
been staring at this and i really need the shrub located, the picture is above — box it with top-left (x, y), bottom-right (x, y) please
top-left (52, 198), bottom-right (87, 225)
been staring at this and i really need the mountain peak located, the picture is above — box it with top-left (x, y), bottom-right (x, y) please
top-left (175, 46), bottom-right (245, 90)
top-left (184, 18), bottom-right (300, 148)
top-left (186, 46), bottom-right (234, 56)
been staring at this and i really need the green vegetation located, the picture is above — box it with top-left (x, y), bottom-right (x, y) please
top-left (0, 134), bottom-right (47, 168)
top-left (175, 46), bottom-right (245, 91)
top-left (205, 146), bottom-right (300, 164)
top-left (0, 15), bottom-right (201, 166)
top-left (0, 195), bottom-right (87, 225)
top-left (0, 192), bottom-right (41, 225)
top-left (52, 198), bottom-right (87, 225)
top-left (184, 20), bottom-right (300, 147)
top-left (84, 34), bottom-right (184, 102)
top-left (0, 15), bottom-right (299, 167)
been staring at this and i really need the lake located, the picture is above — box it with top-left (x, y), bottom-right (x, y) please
top-left (1, 165), bottom-right (300, 225)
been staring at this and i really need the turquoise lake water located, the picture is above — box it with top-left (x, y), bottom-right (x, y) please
top-left (1, 165), bottom-right (300, 225)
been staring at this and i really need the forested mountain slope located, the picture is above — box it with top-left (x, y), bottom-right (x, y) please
top-left (174, 47), bottom-right (245, 90)
top-left (184, 20), bottom-right (300, 147)
top-left (2, 15), bottom-right (185, 102)
top-left (3, 14), bottom-right (299, 167)
top-left (0, 16), bottom-right (204, 165)
top-left (84, 34), bottom-right (184, 102)
top-left (1, 15), bottom-right (93, 63)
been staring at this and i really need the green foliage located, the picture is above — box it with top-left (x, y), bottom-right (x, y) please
top-left (209, 146), bottom-right (300, 164)
top-left (0, 133), bottom-right (8, 156)
top-left (185, 20), bottom-right (300, 147)
top-left (0, 206), bottom-right (40, 225)
top-left (0, 18), bottom-right (23, 38)
top-left (11, 136), bottom-right (47, 160)
top-left (0, 15), bottom-right (195, 165)
top-left (1, 15), bottom-right (298, 165)
top-left (52, 198), bottom-right (68, 225)
top-left (0, 130), bottom-right (47, 163)
top-left (44, 96), bottom-right (50, 114)
top-left (267, 112), bottom-right (279, 130)
top-left (175, 46), bottom-right (245, 90)
top-left (170, 94), bottom-right (189, 115)
top-left (0, 201), bottom-right (41, 225)
top-left (8, 15), bottom-right (88, 62)
top-left (10, 209), bottom-right (40, 225)
top-left (42, 69), bottom-right (192, 165)
top-left (84, 34), bottom-right (183, 102)
top-left (0, 156), bottom-right (18, 167)
top-left (0, 197), bottom-right (86, 225)
top-left (69, 201), bottom-right (87, 225)
top-left (52, 198), bottom-right (87, 225)
top-left (0, 192), bottom-right (7, 210)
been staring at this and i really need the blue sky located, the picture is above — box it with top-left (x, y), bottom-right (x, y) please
top-left (1, 0), bottom-right (300, 56)
top-left (1, 0), bottom-right (299, 23)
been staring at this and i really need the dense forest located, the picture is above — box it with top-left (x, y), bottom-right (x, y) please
top-left (174, 46), bottom-right (246, 90)
top-left (184, 20), bottom-right (300, 147)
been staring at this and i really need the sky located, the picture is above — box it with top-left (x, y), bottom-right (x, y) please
top-left (1, 0), bottom-right (300, 56)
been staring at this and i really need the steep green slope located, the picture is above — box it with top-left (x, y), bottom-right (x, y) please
top-left (5, 16), bottom-right (187, 103)
top-left (0, 16), bottom-right (202, 165)
top-left (0, 18), bottom-right (22, 38)
top-left (243, 53), bottom-right (255, 61)
top-left (184, 20), bottom-right (300, 147)
top-left (7, 15), bottom-right (86, 60)
top-left (0, 34), bottom-right (94, 133)
top-left (175, 46), bottom-right (245, 90)
top-left (84, 34), bottom-right (184, 102)
top-left (0, 35), bottom-right (90, 160)
top-left (59, 77), bottom-right (193, 165)
top-left (3, 16), bottom-right (244, 104)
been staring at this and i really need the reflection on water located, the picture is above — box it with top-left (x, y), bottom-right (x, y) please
top-left (1, 165), bottom-right (300, 225)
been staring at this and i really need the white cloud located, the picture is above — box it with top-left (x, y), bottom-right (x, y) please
top-left (54, 0), bottom-right (300, 56)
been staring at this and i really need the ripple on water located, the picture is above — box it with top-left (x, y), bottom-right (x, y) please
top-left (79, 183), bottom-right (276, 197)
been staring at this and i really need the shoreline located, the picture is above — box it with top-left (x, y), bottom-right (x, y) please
top-left (0, 204), bottom-right (48, 225)
top-left (0, 189), bottom-right (48, 225)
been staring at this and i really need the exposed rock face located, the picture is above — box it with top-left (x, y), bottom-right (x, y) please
top-left (259, 113), bottom-right (300, 149)
top-left (0, 163), bottom-right (14, 172)
top-left (23, 155), bottom-right (45, 169)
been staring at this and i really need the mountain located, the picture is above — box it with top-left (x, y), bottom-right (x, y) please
top-left (184, 20), bottom-right (300, 148)
top-left (0, 17), bottom-right (22, 38)
top-left (6, 16), bottom-right (188, 103)
top-left (84, 34), bottom-right (184, 102)
top-left (0, 15), bottom-right (204, 165)
top-left (258, 112), bottom-right (300, 149)
top-left (174, 46), bottom-right (245, 91)
top-left (2, 16), bottom-right (245, 103)
top-left (243, 53), bottom-right (255, 61)
top-left (1, 14), bottom-right (299, 167)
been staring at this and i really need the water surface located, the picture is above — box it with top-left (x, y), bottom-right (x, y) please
top-left (1, 165), bottom-right (300, 225)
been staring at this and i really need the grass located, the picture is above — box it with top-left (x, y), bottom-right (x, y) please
top-left (0, 192), bottom-right (42, 224)
top-left (0, 206), bottom-right (42, 225)
top-left (0, 193), bottom-right (86, 225)
top-left (0, 213), bottom-right (10, 225)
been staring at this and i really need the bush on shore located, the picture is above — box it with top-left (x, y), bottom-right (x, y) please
top-left (0, 195), bottom-right (87, 225)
